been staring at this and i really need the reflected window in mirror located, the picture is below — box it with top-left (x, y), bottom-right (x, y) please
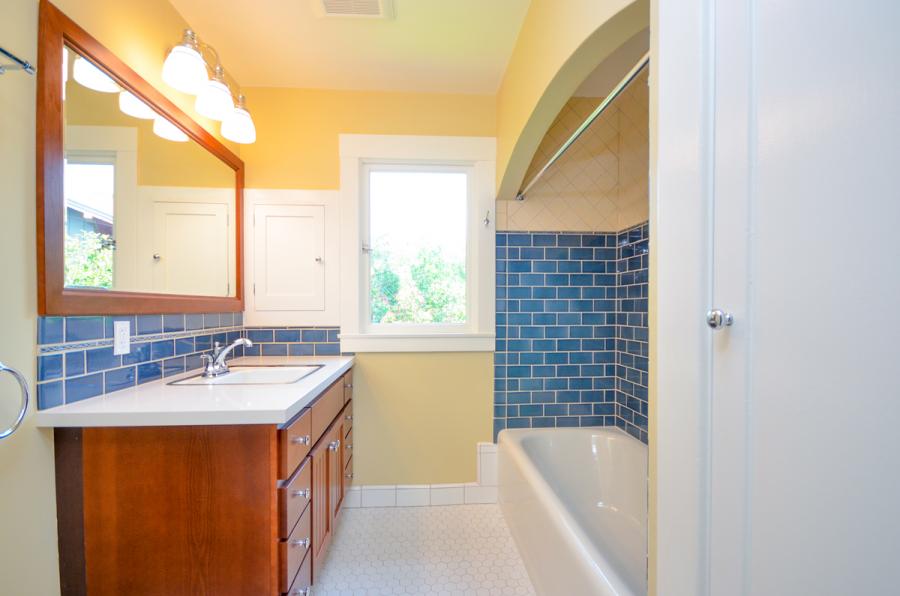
top-left (63, 156), bottom-right (116, 290)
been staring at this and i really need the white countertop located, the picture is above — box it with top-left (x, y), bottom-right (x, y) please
top-left (32, 356), bottom-right (354, 428)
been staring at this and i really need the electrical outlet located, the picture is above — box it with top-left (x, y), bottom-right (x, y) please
top-left (113, 320), bottom-right (131, 355)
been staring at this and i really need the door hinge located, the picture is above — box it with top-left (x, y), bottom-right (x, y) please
top-left (253, 283), bottom-right (256, 296)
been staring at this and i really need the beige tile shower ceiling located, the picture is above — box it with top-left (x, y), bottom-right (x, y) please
top-left (497, 69), bottom-right (649, 233)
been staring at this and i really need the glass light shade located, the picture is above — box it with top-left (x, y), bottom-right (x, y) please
top-left (118, 91), bottom-right (156, 120)
top-left (221, 106), bottom-right (256, 144)
top-left (72, 56), bottom-right (119, 93)
top-left (194, 78), bottom-right (234, 121)
top-left (161, 45), bottom-right (208, 95)
top-left (152, 116), bottom-right (189, 142)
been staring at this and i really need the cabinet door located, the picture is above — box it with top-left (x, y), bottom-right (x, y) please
top-left (253, 204), bottom-right (325, 311)
top-left (329, 420), bottom-right (345, 522)
top-left (151, 201), bottom-right (230, 296)
top-left (310, 434), bottom-right (331, 574)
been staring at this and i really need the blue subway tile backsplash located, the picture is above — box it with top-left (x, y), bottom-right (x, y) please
top-left (242, 327), bottom-right (341, 359)
top-left (495, 223), bottom-right (649, 444)
top-left (37, 312), bottom-right (243, 409)
top-left (36, 313), bottom-right (342, 410)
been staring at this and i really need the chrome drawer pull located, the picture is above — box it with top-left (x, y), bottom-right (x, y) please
top-left (344, 383), bottom-right (352, 389)
top-left (327, 439), bottom-right (340, 452)
top-left (344, 414), bottom-right (353, 422)
top-left (345, 444), bottom-right (352, 452)
top-left (291, 434), bottom-right (310, 446)
top-left (291, 488), bottom-right (311, 500)
top-left (290, 538), bottom-right (310, 550)
top-left (345, 473), bottom-right (354, 480)
top-left (0, 361), bottom-right (29, 440)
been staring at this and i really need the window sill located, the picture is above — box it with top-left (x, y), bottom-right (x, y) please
top-left (339, 333), bottom-right (495, 353)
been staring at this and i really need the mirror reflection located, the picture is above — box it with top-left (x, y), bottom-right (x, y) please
top-left (62, 45), bottom-right (237, 297)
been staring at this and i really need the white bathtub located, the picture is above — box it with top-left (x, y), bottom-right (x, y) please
top-left (498, 428), bottom-right (648, 596)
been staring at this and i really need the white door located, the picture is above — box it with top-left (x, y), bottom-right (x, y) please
top-left (253, 204), bottom-right (325, 311)
top-left (654, 2), bottom-right (900, 595)
top-left (152, 202), bottom-right (229, 296)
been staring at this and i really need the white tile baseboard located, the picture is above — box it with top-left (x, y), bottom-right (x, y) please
top-left (344, 442), bottom-right (499, 509)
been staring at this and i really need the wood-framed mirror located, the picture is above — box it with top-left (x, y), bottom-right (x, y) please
top-left (36, 0), bottom-right (244, 315)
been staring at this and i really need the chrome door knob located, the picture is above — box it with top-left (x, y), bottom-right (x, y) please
top-left (706, 309), bottom-right (734, 330)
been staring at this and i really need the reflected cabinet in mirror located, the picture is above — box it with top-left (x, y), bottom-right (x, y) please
top-left (37, 0), bottom-right (244, 315)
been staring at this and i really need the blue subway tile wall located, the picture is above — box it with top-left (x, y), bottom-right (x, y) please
top-left (495, 231), bottom-right (620, 439)
top-left (241, 327), bottom-right (341, 357)
top-left (614, 223), bottom-right (649, 442)
top-left (495, 223), bottom-right (649, 443)
top-left (35, 312), bottom-right (244, 409)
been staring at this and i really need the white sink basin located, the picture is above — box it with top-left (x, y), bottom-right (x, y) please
top-left (170, 365), bottom-right (323, 386)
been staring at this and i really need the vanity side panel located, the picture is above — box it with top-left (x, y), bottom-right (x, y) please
top-left (54, 428), bottom-right (87, 596)
top-left (81, 425), bottom-right (278, 596)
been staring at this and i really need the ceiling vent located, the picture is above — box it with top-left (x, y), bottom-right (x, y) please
top-left (314, 0), bottom-right (394, 18)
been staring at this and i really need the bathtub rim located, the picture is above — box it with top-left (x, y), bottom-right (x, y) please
top-left (498, 426), bottom-right (648, 596)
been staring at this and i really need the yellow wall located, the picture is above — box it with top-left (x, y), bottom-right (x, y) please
top-left (241, 87), bottom-right (495, 189)
top-left (65, 81), bottom-right (235, 187)
top-left (495, 0), bottom-right (648, 200)
top-left (352, 353), bottom-right (493, 485)
top-left (0, 3), bottom-right (60, 593)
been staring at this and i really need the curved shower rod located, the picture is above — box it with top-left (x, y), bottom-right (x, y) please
top-left (516, 51), bottom-right (649, 201)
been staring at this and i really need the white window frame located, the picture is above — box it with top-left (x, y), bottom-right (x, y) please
top-left (340, 134), bottom-right (496, 352)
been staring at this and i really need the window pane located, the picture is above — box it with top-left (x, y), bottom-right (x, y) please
top-left (369, 170), bottom-right (467, 325)
top-left (63, 160), bottom-right (116, 289)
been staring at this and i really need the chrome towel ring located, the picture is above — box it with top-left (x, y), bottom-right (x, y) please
top-left (0, 361), bottom-right (30, 440)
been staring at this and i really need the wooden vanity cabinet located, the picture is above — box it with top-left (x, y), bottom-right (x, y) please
top-left (54, 368), bottom-right (353, 596)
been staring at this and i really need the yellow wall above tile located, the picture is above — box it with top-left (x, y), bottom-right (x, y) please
top-left (241, 87), bottom-right (496, 189)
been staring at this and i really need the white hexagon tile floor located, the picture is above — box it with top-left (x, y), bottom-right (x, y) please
top-left (314, 504), bottom-right (536, 595)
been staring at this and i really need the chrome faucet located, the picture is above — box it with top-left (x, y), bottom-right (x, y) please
top-left (201, 337), bottom-right (253, 377)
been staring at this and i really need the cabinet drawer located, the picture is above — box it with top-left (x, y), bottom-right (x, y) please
top-left (284, 549), bottom-right (312, 596)
top-left (342, 400), bottom-right (353, 434)
top-left (343, 370), bottom-right (353, 403)
top-left (279, 503), bottom-right (312, 593)
top-left (278, 408), bottom-right (312, 479)
top-left (310, 379), bottom-right (344, 445)
top-left (278, 457), bottom-right (311, 539)
top-left (343, 427), bottom-right (353, 470)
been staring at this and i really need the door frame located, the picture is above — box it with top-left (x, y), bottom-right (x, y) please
top-left (650, 0), bottom-right (717, 593)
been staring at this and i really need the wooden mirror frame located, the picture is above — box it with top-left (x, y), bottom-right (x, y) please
top-left (36, 0), bottom-right (244, 315)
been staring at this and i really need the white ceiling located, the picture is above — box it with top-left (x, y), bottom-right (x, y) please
top-left (167, 0), bottom-right (531, 94)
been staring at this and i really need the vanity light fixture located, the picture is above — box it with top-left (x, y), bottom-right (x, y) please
top-left (72, 55), bottom-right (119, 93)
top-left (194, 64), bottom-right (233, 121)
top-left (152, 116), bottom-right (189, 142)
top-left (118, 91), bottom-right (156, 120)
top-left (161, 28), bottom-right (256, 144)
top-left (221, 94), bottom-right (257, 144)
top-left (161, 29), bottom-right (207, 94)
